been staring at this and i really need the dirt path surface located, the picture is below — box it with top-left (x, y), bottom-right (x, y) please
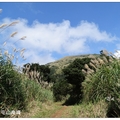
top-left (50, 105), bottom-right (68, 118)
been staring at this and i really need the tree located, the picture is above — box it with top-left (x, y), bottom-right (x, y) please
top-left (53, 79), bottom-right (72, 101)
top-left (62, 58), bottom-right (91, 104)
top-left (23, 63), bottom-right (51, 83)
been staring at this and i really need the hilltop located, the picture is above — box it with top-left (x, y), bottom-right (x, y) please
top-left (46, 54), bottom-right (100, 74)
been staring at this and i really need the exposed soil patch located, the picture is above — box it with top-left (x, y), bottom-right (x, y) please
top-left (50, 105), bottom-right (68, 118)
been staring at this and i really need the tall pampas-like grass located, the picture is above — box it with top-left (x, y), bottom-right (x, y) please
top-left (82, 50), bottom-right (120, 116)
top-left (89, 62), bottom-right (97, 70)
top-left (8, 21), bottom-right (19, 26)
top-left (2, 31), bottom-right (18, 46)
top-left (0, 21), bottom-right (19, 33)
top-left (10, 31), bottom-right (18, 37)
top-left (20, 36), bottom-right (26, 40)
top-left (82, 50), bottom-right (115, 91)
top-left (0, 23), bottom-right (7, 29)
top-left (13, 36), bottom-right (27, 44)
top-left (0, 10), bottom-right (30, 115)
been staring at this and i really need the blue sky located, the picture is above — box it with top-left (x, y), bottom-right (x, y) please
top-left (0, 2), bottom-right (120, 65)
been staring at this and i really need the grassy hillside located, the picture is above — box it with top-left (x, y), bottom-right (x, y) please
top-left (46, 54), bottom-right (100, 74)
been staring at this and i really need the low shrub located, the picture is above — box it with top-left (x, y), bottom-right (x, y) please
top-left (53, 79), bottom-right (72, 102)
top-left (0, 54), bottom-right (53, 118)
top-left (82, 59), bottom-right (120, 117)
top-left (0, 55), bottom-right (26, 110)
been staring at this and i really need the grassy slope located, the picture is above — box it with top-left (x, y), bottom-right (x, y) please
top-left (46, 54), bottom-right (100, 74)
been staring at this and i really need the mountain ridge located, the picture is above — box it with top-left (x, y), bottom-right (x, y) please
top-left (46, 53), bottom-right (100, 74)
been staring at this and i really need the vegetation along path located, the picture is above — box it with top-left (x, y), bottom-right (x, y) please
top-left (29, 102), bottom-right (73, 118)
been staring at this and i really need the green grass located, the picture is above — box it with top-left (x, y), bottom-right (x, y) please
top-left (21, 78), bottom-right (53, 103)
top-left (29, 100), bottom-right (107, 118)
top-left (0, 54), bottom-right (54, 117)
top-left (62, 100), bottom-right (107, 118)
top-left (31, 102), bottom-right (62, 118)
top-left (82, 59), bottom-right (120, 102)
top-left (1, 45), bottom-right (119, 118)
top-left (82, 59), bottom-right (120, 117)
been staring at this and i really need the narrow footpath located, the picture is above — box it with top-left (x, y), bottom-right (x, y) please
top-left (50, 105), bottom-right (68, 118)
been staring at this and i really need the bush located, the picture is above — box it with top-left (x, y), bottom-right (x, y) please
top-left (0, 55), bottom-right (26, 110)
top-left (23, 63), bottom-right (51, 82)
top-left (62, 58), bottom-right (91, 104)
top-left (0, 54), bottom-right (53, 117)
top-left (0, 11), bottom-right (53, 117)
top-left (22, 77), bottom-right (53, 103)
top-left (53, 79), bottom-right (72, 101)
top-left (82, 59), bottom-right (120, 117)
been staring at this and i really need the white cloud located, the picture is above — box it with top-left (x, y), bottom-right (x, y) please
top-left (0, 18), bottom-right (118, 65)
top-left (114, 50), bottom-right (120, 58)
top-left (23, 50), bottom-right (55, 64)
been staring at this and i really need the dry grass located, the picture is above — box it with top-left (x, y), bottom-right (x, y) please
top-left (31, 102), bottom-right (62, 118)
top-left (20, 101), bottom-right (64, 118)
top-left (20, 100), bottom-right (54, 118)
top-left (20, 100), bottom-right (42, 118)
top-left (68, 100), bottom-right (107, 118)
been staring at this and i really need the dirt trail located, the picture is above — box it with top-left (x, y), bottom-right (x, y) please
top-left (50, 105), bottom-right (68, 118)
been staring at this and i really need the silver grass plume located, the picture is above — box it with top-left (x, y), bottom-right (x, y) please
top-left (97, 58), bottom-right (105, 65)
top-left (102, 56), bottom-right (108, 63)
top-left (20, 36), bottom-right (26, 40)
top-left (84, 64), bottom-right (91, 71)
top-left (85, 78), bottom-right (92, 83)
top-left (9, 21), bottom-right (19, 26)
top-left (4, 50), bottom-right (8, 55)
top-left (0, 23), bottom-right (7, 29)
top-left (82, 69), bottom-right (87, 75)
top-left (93, 59), bottom-right (100, 66)
top-left (89, 62), bottom-right (97, 70)
top-left (10, 31), bottom-right (18, 37)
